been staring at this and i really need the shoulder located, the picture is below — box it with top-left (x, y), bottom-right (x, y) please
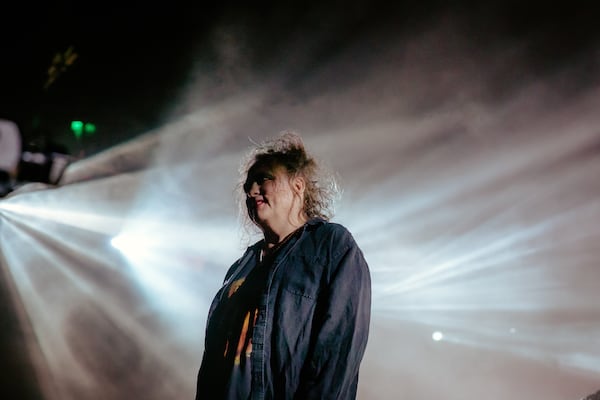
top-left (303, 219), bottom-right (359, 256)
top-left (301, 220), bottom-right (369, 283)
top-left (224, 241), bottom-right (261, 281)
top-left (310, 218), bottom-right (354, 240)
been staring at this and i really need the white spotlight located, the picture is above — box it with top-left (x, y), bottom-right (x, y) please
top-left (110, 233), bottom-right (151, 259)
top-left (432, 331), bottom-right (444, 341)
top-left (110, 235), bottom-right (124, 250)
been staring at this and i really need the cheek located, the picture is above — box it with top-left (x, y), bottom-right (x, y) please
top-left (272, 185), bottom-right (295, 204)
top-left (270, 181), bottom-right (286, 195)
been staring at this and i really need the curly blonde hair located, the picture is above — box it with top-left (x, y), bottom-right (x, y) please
top-left (238, 131), bottom-right (339, 232)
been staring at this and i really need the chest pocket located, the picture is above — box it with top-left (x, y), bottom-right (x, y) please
top-left (278, 254), bottom-right (324, 300)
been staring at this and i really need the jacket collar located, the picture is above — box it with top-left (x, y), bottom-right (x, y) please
top-left (305, 217), bottom-right (327, 226)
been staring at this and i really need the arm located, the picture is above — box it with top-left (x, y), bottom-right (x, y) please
top-left (296, 236), bottom-right (371, 399)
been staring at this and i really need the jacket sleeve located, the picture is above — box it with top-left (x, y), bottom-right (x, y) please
top-left (295, 233), bottom-right (371, 399)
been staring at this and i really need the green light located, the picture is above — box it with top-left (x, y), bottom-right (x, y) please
top-left (84, 123), bottom-right (96, 135)
top-left (70, 120), bottom-right (84, 138)
top-left (70, 120), bottom-right (96, 138)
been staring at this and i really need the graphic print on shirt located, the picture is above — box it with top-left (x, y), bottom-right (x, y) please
top-left (224, 277), bottom-right (258, 365)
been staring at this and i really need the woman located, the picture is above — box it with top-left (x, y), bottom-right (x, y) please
top-left (195, 132), bottom-right (371, 399)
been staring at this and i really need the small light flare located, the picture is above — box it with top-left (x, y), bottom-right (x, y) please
top-left (432, 331), bottom-right (444, 341)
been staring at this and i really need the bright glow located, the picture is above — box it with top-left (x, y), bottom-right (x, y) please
top-left (70, 120), bottom-right (84, 138)
top-left (432, 331), bottom-right (444, 341)
top-left (84, 122), bottom-right (96, 134)
top-left (110, 233), bottom-right (147, 255)
top-left (70, 120), bottom-right (83, 131)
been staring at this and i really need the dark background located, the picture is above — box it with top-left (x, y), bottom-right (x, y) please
top-left (1, 1), bottom-right (599, 157)
top-left (1, 1), bottom-right (222, 156)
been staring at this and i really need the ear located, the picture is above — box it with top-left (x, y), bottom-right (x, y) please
top-left (291, 176), bottom-right (306, 197)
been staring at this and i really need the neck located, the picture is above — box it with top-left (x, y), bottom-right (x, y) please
top-left (263, 215), bottom-right (307, 248)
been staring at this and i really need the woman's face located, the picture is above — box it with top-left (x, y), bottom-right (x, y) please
top-left (244, 163), bottom-right (304, 234)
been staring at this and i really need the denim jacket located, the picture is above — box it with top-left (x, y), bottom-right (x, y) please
top-left (196, 218), bottom-right (371, 400)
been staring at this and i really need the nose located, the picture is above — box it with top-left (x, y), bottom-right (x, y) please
top-left (247, 181), bottom-right (260, 197)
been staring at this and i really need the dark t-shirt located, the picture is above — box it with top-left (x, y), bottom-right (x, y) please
top-left (202, 250), bottom-right (270, 399)
top-left (198, 228), bottom-right (303, 399)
